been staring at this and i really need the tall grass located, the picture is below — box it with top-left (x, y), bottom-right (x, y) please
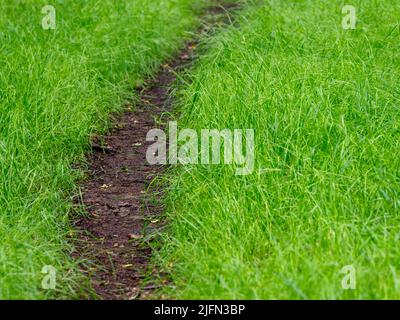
top-left (160, 0), bottom-right (400, 299)
top-left (0, 0), bottom-right (204, 299)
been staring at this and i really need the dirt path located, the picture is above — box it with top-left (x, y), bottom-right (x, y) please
top-left (73, 3), bottom-right (239, 300)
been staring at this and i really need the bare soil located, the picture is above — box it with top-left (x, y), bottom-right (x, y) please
top-left (72, 3), bottom-right (239, 300)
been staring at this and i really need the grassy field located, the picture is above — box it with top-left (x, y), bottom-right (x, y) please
top-left (159, 0), bottom-right (400, 299)
top-left (2, 0), bottom-right (399, 300)
top-left (0, 0), bottom-right (205, 299)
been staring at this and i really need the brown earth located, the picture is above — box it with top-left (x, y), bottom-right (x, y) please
top-left (72, 2), bottom-right (239, 300)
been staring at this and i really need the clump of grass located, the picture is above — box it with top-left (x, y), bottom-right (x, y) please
top-left (0, 0), bottom-right (207, 299)
top-left (159, 0), bottom-right (400, 299)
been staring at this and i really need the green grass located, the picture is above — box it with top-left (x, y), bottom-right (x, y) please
top-left (0, 0), bottom-right (207, 299)
top-left (159, 0), bottom-right (400, 299)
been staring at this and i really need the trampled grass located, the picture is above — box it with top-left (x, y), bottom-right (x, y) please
top-left (0, 0), bottom-right (205, 299)
top-left (159, 0), bottom-right (400, 299)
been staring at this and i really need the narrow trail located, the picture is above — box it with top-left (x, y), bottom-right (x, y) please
top-left (73, 3), bottom-right (239, 300)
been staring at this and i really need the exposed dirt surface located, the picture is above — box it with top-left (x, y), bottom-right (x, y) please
top-left (73, 3), bottom-right (239, 300)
